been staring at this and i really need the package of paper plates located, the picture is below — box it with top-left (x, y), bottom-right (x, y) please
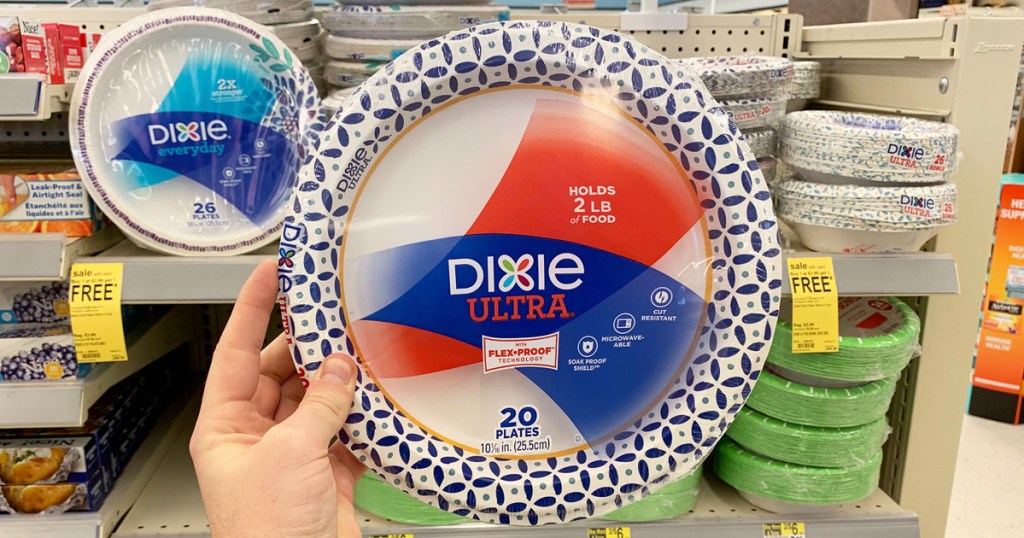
top-left (721, 96), bottom-right (786, 131)
top-left (679, 56), bottom-right (794, 99)
top-left (70, 8), bottom-right (320, 256)
top-left (714, 439), bottom-right (881, 513)
top-left (786, 60), bottom-right (821, 111)
top-left (325, 35), bottom-right (421, 62)
top-left (147, 0), bottom-right (315, 25)
top-left (323, 5), bottom-right (511, 39)
top-left (781, 111), bottom-right (960, 184)
top-left (746, 370), bottom-right (897, 428)
top-left (769, 297), bottom-right (921, 386)
top-left (355, 465), bottom-right (703, 524)
top-left (777, 180), bottom-right (957, 253)
top-left (280, 20), bottom-right (782, 525)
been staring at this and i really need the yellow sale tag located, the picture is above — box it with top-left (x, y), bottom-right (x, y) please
top-left (588, 528), bottom-right (630, 538)
top-left (69, 263), bottom-right (128, 363)
top-left (763, 522), bottom-right (806, 537)
top-left (786, 257), bottom-right (839, 353)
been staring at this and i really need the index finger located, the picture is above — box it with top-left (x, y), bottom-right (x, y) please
top-left (204, 259), bottom-right (280, 406)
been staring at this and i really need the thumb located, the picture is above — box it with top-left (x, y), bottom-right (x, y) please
top-left (281, 354), bottom-right (358, 445)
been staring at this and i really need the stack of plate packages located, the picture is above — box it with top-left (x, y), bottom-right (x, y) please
top-left (681, 56), bottom-right (794, 185)
top-left (354, 465), bottom-right (704, 524)
top-left (786, 61), bottom-right (821, 112)
top-left (148, 0), bottom-right (326, 91)
top-left (715, 297), bottom-right (921, 513)
top-left (779, 111), bottom-right (959, 252)
top-left (322, 1), bottom-right (510, 91)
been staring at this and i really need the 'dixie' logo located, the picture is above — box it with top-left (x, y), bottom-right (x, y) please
top-left (448, 253), bottom-right (583, 322)
top-left (887, 144), bottom-right (925, 160)
top-left (277, 223), bottom-right (306, 293)
top-left (148, 120), bottom-right (229, 145)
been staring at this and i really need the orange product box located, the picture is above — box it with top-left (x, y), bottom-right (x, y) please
top-left (971, 174), bottom-right (1024, 424)
top-left (0, 167), bottom-right (101, 236)
top-left (41, 23), bottom-right (63, 84)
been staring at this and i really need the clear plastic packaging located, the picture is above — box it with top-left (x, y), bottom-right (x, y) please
top-left (322, 5), bottom-right (511, 39)
top-left (69, 8), bottom-right (320, 256)
top-left (744, 128), bottom-right (777, 159)
top-left (781, 110), bottom-right (960, 184)
top-left (147, 0), bottom-right (314, 25)
top-left (325, 35), bottom-right (421, 61)
top-left (725, 407), bottom-right (889, 468)
top-left (281, 19), bottom-right (780, 525)
top-left (603, 466), bottom-right (703, 522)
top-left (759, 158), bottom-right (777, 186)
top-left (721, 96), bottom-right (787, 131)
top-left (771, 299), bottom-right (923, 384)
top-left (786, 60), bottom-right (821, 105)
top-left (746, 369), bottom-right (898, 428)
top-left (679, 56), bottom-right (793, 99)
top-left (713, 439), bottom-right (881, 508)
top-left (268, 18), bottom-right (321, 42)
top-left (356, 472), bottom-right (471, 526)
top-left (324, 59), bottom-right (381, 87)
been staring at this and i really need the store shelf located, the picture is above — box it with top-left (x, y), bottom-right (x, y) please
top-left (0, 226), bottom-right (124, 281)
top-left (781, 250), bottom-right (959, 296)
top-left (83, 240), bottom-right (275, 304)
top-left (0, 306), bottom-right (193, 428)
top-left (0, 386), bottom-right (200, 538)
top-left (0, 78), bottom-right (72, 122)
top-left (114, 426), bottom-right (918, 538)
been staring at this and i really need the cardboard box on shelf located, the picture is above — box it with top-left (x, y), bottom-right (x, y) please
top-left (0, 165), bottom-right (102, 236)
top-left (16, 19), bottom-right (46, 77)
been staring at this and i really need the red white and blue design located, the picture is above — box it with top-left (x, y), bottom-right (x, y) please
top-left (281, 21), bottom-right (781, 525)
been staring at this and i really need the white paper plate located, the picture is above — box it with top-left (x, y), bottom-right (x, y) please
top-left (323, 5), bottom-right (511, 39)
top-left (148, 0), bottom-right (314, 25)
top-left (70, 8), bottom-right (320, 255)
top-left (269, 18), bottom-right (321, 42)
top-left (782, 221), bottom-right (939, 253)
top-left (280, 21), bottom-right (781, 525)
top-left (325, 35), bottom-right (422, 61)
top-left (679, 56), bottom-right (793, 99)
top-left (324, 59), bottom-right (382, 87)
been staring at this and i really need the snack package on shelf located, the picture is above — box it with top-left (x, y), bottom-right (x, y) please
top-left (0, 17), bottom-right (25, 73)
top-left (41, 23), bottom-right (83, 84)
top-left (0, 280), bottom-right (69, 324)
top-left (15, 19), bottom-right (46, 77)
top-left (0, 357), bottom-right (179, 515)
top-left (0, 165), bottom-right (103, 236)
top-left (0, 323), bottom-right (88, 382)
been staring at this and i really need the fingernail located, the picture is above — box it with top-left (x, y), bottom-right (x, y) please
top-left (321, 356), bottom-right (353, 385)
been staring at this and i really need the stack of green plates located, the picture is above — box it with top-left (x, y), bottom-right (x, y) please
top-left (714, 439), bottom-right (882, 509)
top-left (356, 465), bottom-right (704, 524)
top-left (768, 297), bottom-right (920, 385)
top-left (713, 297), bottom-right (922, 512)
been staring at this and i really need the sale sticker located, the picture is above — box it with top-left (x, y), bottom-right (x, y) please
top-left (588, 528), bottom-right (630, 538)
top-left (763, 522), bottom-right (806, 538)
top-left (69, 263), bottom-right (128, 362)
top-left (787, 257), bottom-right (839, 353)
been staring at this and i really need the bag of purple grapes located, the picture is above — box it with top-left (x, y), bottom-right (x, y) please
top-left (0, 324), bottom-right (89, 382)
top-left (0, 281), bottom-right (69, 324)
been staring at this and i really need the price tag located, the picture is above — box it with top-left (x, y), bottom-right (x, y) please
top-left (786, 257), bottom-right (839, 353)
top-left (763, 522), bottom-right (806, 537)
top-left (69, 263), bottom-right (127, 363)
top-left (588, 528), bottom-right (630, 538)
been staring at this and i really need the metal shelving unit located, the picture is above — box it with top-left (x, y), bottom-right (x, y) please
top-left (0, 226), bottom-right (122, 280)
top-left (0, 306), bottom-right (194, 428)
top-left (0, 389), bottom-right (200, 538)
top-left (0, 5), bottom-right (1017, 538)
top-left (113, 425), bottom-right (918, 538)
top-left (0, 78), bottom-right (72, 121)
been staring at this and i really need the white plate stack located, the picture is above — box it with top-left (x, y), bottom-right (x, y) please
top-left (322, 2), bottom-right (510, 91)
top-left (779, 111), bottom-right (960, 253)
top-left (785, 61), bottom-right (821, 112)
top-left (148, 0), bottom-right (327, 93)
top-left (680, 56), bottom-right (794, 186)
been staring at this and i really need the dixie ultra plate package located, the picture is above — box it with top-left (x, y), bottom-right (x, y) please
top-left (70, 8), bottom-right (320, 256)
top-left (281, 20), bottom-right (782, 524)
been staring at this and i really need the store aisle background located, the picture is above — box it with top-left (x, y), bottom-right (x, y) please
top-left (946, 413), bottom-right (1024, 537)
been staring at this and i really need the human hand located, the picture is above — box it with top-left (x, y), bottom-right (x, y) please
top-left (191, 259), bottom-right (365, 538)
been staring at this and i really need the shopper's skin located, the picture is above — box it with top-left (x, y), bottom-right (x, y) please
top-left (191, 260), bottom-right (365, 537)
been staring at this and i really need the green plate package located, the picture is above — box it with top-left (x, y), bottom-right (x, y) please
top-left (725, 407), bottom-right (889, 467)
top-left (746, 370), bottom-right (897, 428)
top-left (769, 297), bottom-right (920, 384)
top-left (602, 466), bottom-right (703, 522)
top-left (713, 439), bottom-right (881, 506)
